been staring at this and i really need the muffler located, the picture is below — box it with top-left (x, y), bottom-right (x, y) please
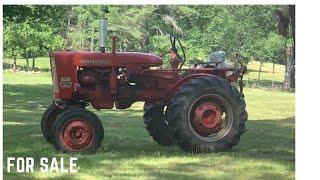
top-left (99, 18), bottom-right (107, 52)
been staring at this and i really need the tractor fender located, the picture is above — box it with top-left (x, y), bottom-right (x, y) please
top-left (169, 73), bottom-right (219, 96)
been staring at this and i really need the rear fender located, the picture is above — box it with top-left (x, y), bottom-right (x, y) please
top-left (168, 73), bottom-right (219, 97)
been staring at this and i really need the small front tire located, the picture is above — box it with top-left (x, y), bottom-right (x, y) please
top-left (51, 108), bottom-right (104, 153)
top-left (41, 103), bottom-right (64, 144)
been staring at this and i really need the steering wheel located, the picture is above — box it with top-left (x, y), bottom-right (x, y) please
top-left (169, 35), bottom-right (186, 69)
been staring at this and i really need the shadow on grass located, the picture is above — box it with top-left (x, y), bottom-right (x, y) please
top-left (3, 117), bottom-right (295, 179)
top-left (3, 83), bottom-right (295, 179)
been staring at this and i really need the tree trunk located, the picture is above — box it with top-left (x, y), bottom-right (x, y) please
top-left (67, 17), bottom-right (72, 50)
top-left (32, 56), bottom-right (35, 70)
top-left (283, 47), bottom-right (295, 89)
top-left (80, 20), bottom-right (84, 50)
top-left (13, 56), bottom-right (17, 70)
top-left (291, 58), bottom-right (295, 89)
top-left (145, 35), bottom-right (150, 52)
top-left (26, 52), bottom-right (30, 71)
top-left (278, 5), bottom-right (295, 90)
top-left (258, 61), bottom-right (262, 85)
top-left (90, 28), bottom-right (95, 51)
top-left (140, 33), bottom-right (150, 53)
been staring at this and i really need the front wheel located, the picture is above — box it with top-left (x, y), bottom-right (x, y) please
top-left (41, 103), bottom-right (64, 144)
top-left (166, 76), bottom-right (247, 153)
top-left (51, 108), bottom-right (104, 153)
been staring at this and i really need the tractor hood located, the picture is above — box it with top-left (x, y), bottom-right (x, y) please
top-left (51, 51), bottom-right (163, 67)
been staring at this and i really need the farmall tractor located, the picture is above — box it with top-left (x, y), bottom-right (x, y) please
top-left (41, 18), bottom-right (248, 153)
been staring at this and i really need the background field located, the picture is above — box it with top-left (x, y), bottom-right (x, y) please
top-left (4, 57), bottom-right (286, 88)
top-left (3, 60), bottom-right (295, 179)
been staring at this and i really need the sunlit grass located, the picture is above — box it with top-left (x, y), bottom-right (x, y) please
top-left (3, 61), bottom-right (294, 179)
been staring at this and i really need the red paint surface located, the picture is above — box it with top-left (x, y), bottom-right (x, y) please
top-left (61, 119), bottom-right (94, 150)
top-left (191, 101), bottom-right (222, 136)
top-left (50, 51), bottom-right (245, 109)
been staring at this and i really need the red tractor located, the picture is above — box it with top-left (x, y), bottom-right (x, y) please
top-left (41, 18), bottom-right (248, 153)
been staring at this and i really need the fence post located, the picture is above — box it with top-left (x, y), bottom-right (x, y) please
top-left (272, 63), bottom-right (275, 87)
top-left (258, 61), bottom-right (262, 87)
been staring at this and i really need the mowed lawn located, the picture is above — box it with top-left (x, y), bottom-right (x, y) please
top-left (3, 61), bottom-right (295, 179)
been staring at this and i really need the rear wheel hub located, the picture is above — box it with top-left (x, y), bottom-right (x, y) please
top-left (192, 101), bottom-right (223, 136)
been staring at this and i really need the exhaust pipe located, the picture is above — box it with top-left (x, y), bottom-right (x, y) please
top-left (99, 18), bottom-right (107, 52)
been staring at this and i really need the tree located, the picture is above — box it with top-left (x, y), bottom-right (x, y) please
top-left (3, 5), bottom-right (67, 71)
top-left (3, 20), bottom-right (22, 70)
top-left (277, 5), bottom-right (295, 89)
top-left (3, 4), bottom-right (288, 81)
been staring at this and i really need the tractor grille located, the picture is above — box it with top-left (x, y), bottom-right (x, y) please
top-left (50, 57), bottom-right (59, 94)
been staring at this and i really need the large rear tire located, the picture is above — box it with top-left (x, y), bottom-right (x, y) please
top-left (143, 103), bottom-right (175, 146)
top-left (51, 108), bottom-right (104, 153)
top-left (41, 103), bottom-right (64, 144)
top-left (166, 76), bottom-right (247, 153)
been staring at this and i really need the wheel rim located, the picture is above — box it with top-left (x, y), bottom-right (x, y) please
top-left (188, 94), bottom-right (233, 142)
top-left (61, 119), bottom-right (94, 150)
top-left (192, 101), bottom-right (222, 136)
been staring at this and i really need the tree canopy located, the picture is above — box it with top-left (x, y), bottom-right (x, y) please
top-left (3, 5), bottom-right (287, 66)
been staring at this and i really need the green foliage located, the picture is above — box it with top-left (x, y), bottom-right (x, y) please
top-left (3, 5), bottom-right (67, 60)
top-left (3, 5), bottom-right (286, 65)
top-left (252, 32), bottom-right (286, 64)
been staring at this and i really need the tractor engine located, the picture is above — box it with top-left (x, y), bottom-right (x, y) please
top-left (77, 68), bottom-right (114, 109)
top-left (76, 67), bottom-right (178, 110)
top-left (79, 68), bottom-right (109, 87)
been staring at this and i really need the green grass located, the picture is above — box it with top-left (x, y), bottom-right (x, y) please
top-left (3, 62), bottom-right (295, 179)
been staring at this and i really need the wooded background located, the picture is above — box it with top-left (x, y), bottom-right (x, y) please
top-left (3, 5), bottom-right (295, 89)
